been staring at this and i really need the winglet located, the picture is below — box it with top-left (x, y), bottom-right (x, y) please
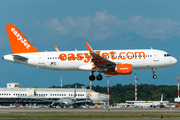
top-left (54, 46), bottom-right (60, 51)
top-left (85, 42), bottom-right (93, 53)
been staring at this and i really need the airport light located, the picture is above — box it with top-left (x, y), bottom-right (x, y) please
top-left (60, 77), bottom-right (62, 89)
top-left (106, 76), bottom-right (111, 108)
top-left (90, 80), bottom-right (92, 100)
top-left (134, 73), bottom-right (138, 101)
top-left (178, 76), bottom-right (179, 98)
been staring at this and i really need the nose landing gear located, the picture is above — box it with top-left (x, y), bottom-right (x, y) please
top-left (152, 68), bottom-right (157, 79)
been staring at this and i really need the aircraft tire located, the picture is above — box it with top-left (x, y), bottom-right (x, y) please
top-left (96, 74), bottom-right (103, 81)
top-left (89, 75), bottom-right (95, 81)
top-left (153, 75), bottom-right (157, 79)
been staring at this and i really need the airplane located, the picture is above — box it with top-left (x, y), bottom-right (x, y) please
top-left (2, 24), bottom-right (177, 81)
top-left (49, 85), bottom-right (91, 107)
top-left (50, 86), bottom-right (77, 107)
top-left (151, 94), bottom-right (169, 108)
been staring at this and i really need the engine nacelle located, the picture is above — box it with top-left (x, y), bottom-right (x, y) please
top-left (106, 64), bottom-right (132, 75)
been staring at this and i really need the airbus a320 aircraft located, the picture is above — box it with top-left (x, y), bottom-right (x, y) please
top-left (3, 24), bottom-right (177, 81)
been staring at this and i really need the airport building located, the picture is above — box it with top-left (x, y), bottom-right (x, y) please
top-left (174, 97), bottom-right (180, 102)
top-left (0, 83), bottom-right (108, 106)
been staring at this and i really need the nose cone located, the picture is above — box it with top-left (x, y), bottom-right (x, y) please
top-left (171, 57), bottom-right (177, 66)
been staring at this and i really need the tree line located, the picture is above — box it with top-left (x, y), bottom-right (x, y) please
top-left (49, 83), bottom-right (178, 103)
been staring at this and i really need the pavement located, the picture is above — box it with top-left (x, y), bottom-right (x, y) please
top-left (0, 107), bottom-right (180, 113)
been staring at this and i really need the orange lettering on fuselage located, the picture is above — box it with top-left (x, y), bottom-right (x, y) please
top-left (95, 51), bottom-right (101, 56)
top-left (126, 52), bottom-right (134, 59)
top-left (59, 53), bottom-right (67, 61)
top-left (109, 51), bottom-right (116, 60)
top-left (119, 52), bottom-right (126, 60)
top-left (102, 52), bottom-right (109, 59)
top-left (83, 53), bottom-right (91, 63)
top-left (134, 52), bottom-right (145, 59)
top-left (68, 53), bottom-right (76, 61)
top-left (77, 53), bottom-right (83, 60)
top-left (59, 51), bottom-right (145, 62)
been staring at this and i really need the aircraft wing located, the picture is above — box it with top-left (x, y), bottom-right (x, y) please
top-left (75, 100), bottom-right (92, 103)
top-left (85, 42), bottom-right (116, 68)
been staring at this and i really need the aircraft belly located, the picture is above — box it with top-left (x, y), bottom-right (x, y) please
top-left (44, 60), bottom-right (84, 71)
top-left (132, 60), bottom-right (167, 69)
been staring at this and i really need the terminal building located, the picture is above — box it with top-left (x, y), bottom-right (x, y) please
top-left (0, 83), bottom-right (108, 106)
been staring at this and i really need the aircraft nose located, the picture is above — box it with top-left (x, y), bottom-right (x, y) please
top-left (171, 57), bottom-right (177, 65)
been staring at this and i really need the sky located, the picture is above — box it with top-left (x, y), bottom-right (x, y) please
top-left (0, 0), bottom-right (180, 88)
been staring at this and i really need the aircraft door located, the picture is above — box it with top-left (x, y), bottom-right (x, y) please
top-left (38, 54), bottom-right (44, 64)
top-left (153, 51), bottom-right (159, 61)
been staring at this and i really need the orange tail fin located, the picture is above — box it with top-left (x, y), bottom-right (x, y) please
top-left (5, 24), bottom-right (41, 54)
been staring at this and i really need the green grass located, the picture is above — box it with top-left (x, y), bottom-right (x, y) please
top-left (0, 112), bottom-right (180, 119)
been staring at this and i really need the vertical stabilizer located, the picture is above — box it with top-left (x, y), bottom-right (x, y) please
top-left (5, 24), bottom-right (41, 54)
top-left (161, 94), bottom-right (163, 102)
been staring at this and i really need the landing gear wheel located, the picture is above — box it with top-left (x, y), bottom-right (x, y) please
top-left (152, 68), bottom-right (157, 79)
top-left (153, 75), bottom-right (157, 79)
top-left (96, 74), bottom-right (103, 81)
top-left (89, 75), bottom-right (95, 81)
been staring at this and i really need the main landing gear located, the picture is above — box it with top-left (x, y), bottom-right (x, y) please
top-left (89, 72), bottom-right (103, 81)
top-left (152, 68), bottom-right (157, 79)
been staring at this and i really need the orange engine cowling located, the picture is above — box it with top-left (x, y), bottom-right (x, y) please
top-left (105, 64), bottom-right (132, 75)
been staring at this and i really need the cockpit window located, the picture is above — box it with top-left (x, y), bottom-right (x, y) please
top-left (164, 54), bottom-right (171, 57)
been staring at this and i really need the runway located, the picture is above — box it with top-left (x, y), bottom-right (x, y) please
top-left (0, 107), bottom-right (180, 113)
top-left (0, 108), bottom-right (180, 119)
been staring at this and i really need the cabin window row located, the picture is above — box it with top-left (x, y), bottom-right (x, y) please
top-left (0, 93), bottom-right (27, 96)
top-left (47, 55), bottom-right (153, 59)
top-left (35, 94), bottom-right (47, 96)
top-left (50, 94), bottom-right (66, 96)
top-left (47, 57), bottom-right (91, 59)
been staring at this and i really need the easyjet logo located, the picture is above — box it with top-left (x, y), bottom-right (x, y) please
top-left (11, 28), bottom-right (30, 49)
top-left (120, 68), bottom-right (129, 70)
top-left (59, 51), bottom-right (145, 63)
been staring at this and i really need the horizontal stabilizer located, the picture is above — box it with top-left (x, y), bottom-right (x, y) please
top-left (12, 55), bottom-right (28, 61)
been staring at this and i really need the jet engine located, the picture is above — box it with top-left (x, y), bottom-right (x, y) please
top-left (105, 64), bottom-right (132, 75)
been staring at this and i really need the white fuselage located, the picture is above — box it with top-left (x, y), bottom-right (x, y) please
top-left (3, 49), bottom-right (177, 72)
